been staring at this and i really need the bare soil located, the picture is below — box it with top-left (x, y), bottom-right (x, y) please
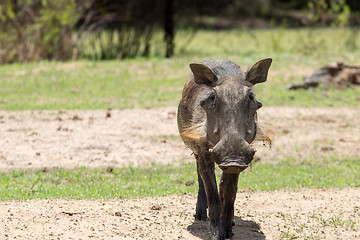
top-left (0, 106), bottom-right (359, 171)
top-left (1, 189), bottom-right (359, 239)
top-left (0, 106), bottom-right (359, 239)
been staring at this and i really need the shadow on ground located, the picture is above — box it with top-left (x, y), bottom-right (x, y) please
top-left (187, 216), bottom-right (265, 240)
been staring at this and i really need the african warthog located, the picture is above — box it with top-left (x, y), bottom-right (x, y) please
top-left (177, 58), bottom-right (272, 239)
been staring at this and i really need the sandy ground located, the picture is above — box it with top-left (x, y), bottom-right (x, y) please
top-left (0, 106), bottom-right (360, 239)
top-left (0, 106), bottom-right (359, 171)
top-left (1, 189), bottom-right (359, 239)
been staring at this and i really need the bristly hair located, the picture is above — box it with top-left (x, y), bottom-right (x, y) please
top-left (179, 121), bottom-right (206, 142)
top-left (254, 124), bottom-right (274, 146)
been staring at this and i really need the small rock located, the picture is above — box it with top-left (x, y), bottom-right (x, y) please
top-left (72, 115), bottom-right (82, 121)
top-left (185, 180), bottom-right (195, 186)
top-left (321, 146), bottom-right (335, 151)
top-left (282, 129), bottom-right (290, 134)
top-left (114, 211), bottom-right (122, 217)
top-left (150, 204), bottom-right (162, 211)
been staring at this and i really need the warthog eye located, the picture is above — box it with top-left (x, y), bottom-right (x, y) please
top-left (200, 92), bottom-right (216, 109)
top-left (208, 93), bottom-right (216, 102)
top-left (249, 92), bottom-right (262, 109)
top-left (249, 92), bottom-right (255, 101)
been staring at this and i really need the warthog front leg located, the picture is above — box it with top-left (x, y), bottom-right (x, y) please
top-left (197, 155), bottom-right (221, 240)
top-left (195, 155), bottom-right (209, 221)
top-left (219, 173), bottom-right (239, 239)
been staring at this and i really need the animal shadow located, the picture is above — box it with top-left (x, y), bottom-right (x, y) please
top-left (187, 216), bottom-right (266, 240)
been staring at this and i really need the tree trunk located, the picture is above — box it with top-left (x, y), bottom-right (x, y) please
top-left (164, 0), bottom-right (174, 58)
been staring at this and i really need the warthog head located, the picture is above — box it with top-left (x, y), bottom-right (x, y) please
top-left (190, 58), bottom-right (272, 173)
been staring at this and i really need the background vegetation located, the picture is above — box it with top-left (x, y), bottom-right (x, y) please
top-left (1, 0), bottom-right (360, 63)
top-left (1, 28), bottom-right (360, 110)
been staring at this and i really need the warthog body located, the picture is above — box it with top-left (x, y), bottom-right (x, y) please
top-left (177, 58), bottom-right (272, 239)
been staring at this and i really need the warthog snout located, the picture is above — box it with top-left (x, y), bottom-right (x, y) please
top-left (210, 134), bottom-right (255, 174)
top-left (218, 156), bottom-right (251, 174)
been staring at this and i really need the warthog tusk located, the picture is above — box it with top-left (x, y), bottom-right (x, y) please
top-left (208, 148), bottom-right (213, 153)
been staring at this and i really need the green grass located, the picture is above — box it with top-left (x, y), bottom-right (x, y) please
top-left (1, 157), bottom-right (359, 200)
top-left (0, 59), bottom-right (187, 110)
top-left (278, 208), bottom-right (359, 239)
top-left (175, 28), bottom-right (360, 58)
top-left (1, 28), bottom-right (360, 110)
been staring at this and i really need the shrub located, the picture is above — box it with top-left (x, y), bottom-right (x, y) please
top-left (0, 0), bottom-right (85, 63)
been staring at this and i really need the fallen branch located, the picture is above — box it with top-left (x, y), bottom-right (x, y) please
top-left (288, 62), bottom-right (360, 90)
top-left (27, 177), bottom-right (40, 194)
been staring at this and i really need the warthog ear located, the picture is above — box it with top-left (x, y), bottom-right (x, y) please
top-left (245, 58), bottom-right (272, 85)
top-left (189, 63), bottom-right (218, 85)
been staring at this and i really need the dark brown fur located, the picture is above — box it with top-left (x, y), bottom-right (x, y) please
top-left (177, 58), bottom-right (272, 240)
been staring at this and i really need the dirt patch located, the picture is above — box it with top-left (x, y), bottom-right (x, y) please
top-left (255, 106), bottom-right (360, 164)
top-left (0, 106), bottom-right (359, 171)
top-left (0, 108), bottom-right (187, 171)
top-left (1, 188), bottom-right (359, 239)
